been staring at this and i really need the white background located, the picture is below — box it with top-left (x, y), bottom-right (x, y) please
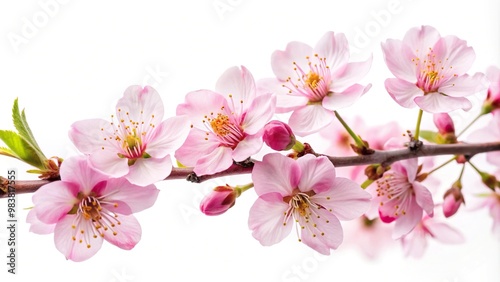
top-left (0, 0), bottom-right (499, 281)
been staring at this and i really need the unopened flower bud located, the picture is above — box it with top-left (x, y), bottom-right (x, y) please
top-left (365, 164), bottom-right (389, 181)
top-left (200, 185), bottom-right (238, 216)
top-left (481, 173), bottom-right (497, 190)
top-left (263, 121), bottom-right (296, 151)
top-left (455, 154), bottom-right (468, 164)
top-left (482, 66), bottom-right (500, 114)
top-left (433, 113), bottom-right (455, 135)
top-left (442, 185), bottom-right (465, 218)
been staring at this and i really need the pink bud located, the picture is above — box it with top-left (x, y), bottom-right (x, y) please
top-left (433, 113), bottom-right (455, 135)
top-left (200, 185), bottom-right (237, 216)
top-left (263, 121), bottom-right (296, 151)
top-left (442, 187), bottom-right (464, 218)
top-left (484, 65), bottom-right (500, 112)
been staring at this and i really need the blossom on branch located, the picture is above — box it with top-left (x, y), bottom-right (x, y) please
top-left (482, 187), bottom-right (500, 238)
top-left (401, 214), bottom-right (465, 258)
top-left (262, 120), bottom-right (296, 151)
top-left (200, 185), bottom-right (238, 216)
top-left (320, 116), bottom-right (402, 156)
top-left (175, 66), bottom-right (275, 176)
top-left (28, 156), bottom-right (159, 261)
top-left (259, 31), bottom-right (372, 136)
top-left (483, 65), bottom-right (500, 113)
top-left (69, 85), bottom-right (190, 186)
top-left (342, 216), bottom-right (395, 259)
top-left (248, 153), bottom-right (371, 255)
top-left (470, 111), bottom-right (500, 166)
top-left (382, 25), bottom-right (487, 113)
top-left (369, 158), bottom-right (434, 239)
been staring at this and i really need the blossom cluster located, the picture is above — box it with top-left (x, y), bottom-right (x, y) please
top-left (17, 25), bottom-right (500, 261)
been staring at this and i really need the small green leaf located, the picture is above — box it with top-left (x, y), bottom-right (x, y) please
top-left (419, 130), bottom-right (443, 144)
top-left (0, 130), bottom-right (45, 168)
top-left (0, 147), bottom-right (21, 159)
top-left (12, 98), bottom-right (47, 161)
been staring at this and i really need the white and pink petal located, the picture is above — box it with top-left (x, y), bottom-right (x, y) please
top-left (117, 85), bottom-right (164, 123)
top-left (314, 31), bottom-right (350, 72)
top-left (215, 66), bottom-right (257, 115)
top-left (103, 214), bottom-right (142, 250)
top-left (193, 146), bottom-right (234, 176)
top-left (102, 178), bottom-right (159, 213)
top-left (252, 153), bottom-right (300, 197)
top-left (384, 78), bottom-right (423, 108)
top-left (248, 193), bottom-right (292, 246)
top-left (175, 128), bottom-right (221, 167)
top-left (288, 104), bottom-right (335, 136)
top-left (32, 181), bottom-right (79, 224)
top-left (272, 42), bottom-right (313, 81)
top-left (232, 131), bottom-right (264, 162)
top-left (54, 215), bottom-right (103, 262)
top-left (145, 116), bottom-right (191, 158)
top-left (314, 177), bottom-right (371, 221)
top-left (296, 155), bottom-right (336, 194)
top-left (125, 156), bottom-right (173, 186)
top-left (298, 209), bottom-right (343, 255)
top-left (414, 93), bottom-right (472, 113)
top-left (322, 84), bottom-right (368, 111)
top-left (242, 93), bottom-right (276, 135)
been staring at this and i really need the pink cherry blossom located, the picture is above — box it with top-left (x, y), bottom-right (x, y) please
top-left (369, 158), bottom-right (434, 239)
top-left (433, 113), bottom-right (455, 135)
top-left (200, 185), bottom-right (238, 216)
top-left (248, 153), bottom-right (371, 255)
top-left (342, 216), bottom-right (395, 260)
top-left (175, 66), bottom-right (275, 176)
top-left (69, 85), bottom-right (190, 186)
top-left (28, 156), bottom-right (159, 261)
top-left (382, 25), bottom-right (487, 113)
top-left (486, 190), bottom-right (500, 238)
top-left (469, 111), bottom-right (500, 166)
top-left (263, 120), bottom-right (296, 151)
top-left (483, 65), bottom-right (500, 113)
top-left (320, 116), bottom-right (402, 156)
top-left (465, 170), bottom-right (500, 238)
top-left (401, 214), bottom-right (465, 258)
top-left (259, 31), bottom-right (372, 136)
top-left (442, 186), bottom-right (464, 218)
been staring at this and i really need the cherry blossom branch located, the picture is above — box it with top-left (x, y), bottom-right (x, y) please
top-left (320, 141), bottom-right (500, 167)
top-left (1, 141), bottom-right (499, 198)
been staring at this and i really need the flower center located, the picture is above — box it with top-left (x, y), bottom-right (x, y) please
top-left (69, 194), bottom-right (121, 249)
top-left (282, 54), bottom-right (331, 102)
top-left (413, 48), bottom-right (456, 94)
top-left (291, 193), bottom-right (315, 217)
top-left (376, 173), bottom-right (414, 217)
top-left (202, 104), bottom-right (245, 149)
top-left (282, 190), bottom-right (331, 242)
top-left (305, 72), bottom-right (322, 90)
top-left (210, 113), bottom-right (231, 136)
top-left (101, 108), bottom-right (157, 163)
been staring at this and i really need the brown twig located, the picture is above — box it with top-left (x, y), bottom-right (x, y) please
top-left (1, 141), bottom-right (499, 198)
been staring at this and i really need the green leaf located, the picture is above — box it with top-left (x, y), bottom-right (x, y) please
top-left (12, 98), bottom-right (47, 160)
top-left (0, 130), bottom-right (45, 168)
top-left (0, 147), bottom-right (20, 159)
top-left (419, 130), bottom-right (443, 144)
